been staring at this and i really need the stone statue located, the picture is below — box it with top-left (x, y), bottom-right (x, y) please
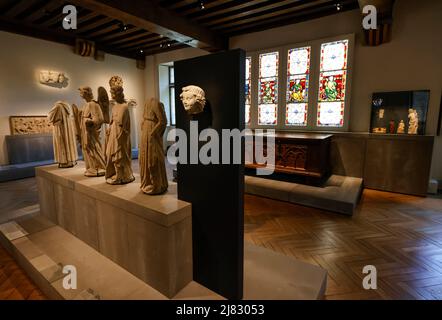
top-left (47, 101), bottom-right (78, 168)
top-left (78, 87), bottom-right (106, 177)
top-left (180, 85), bottom-right (206, 115)
top-left (105, 77), bottom-right (135, 185)
top-left (139, 98), bottom-right (168, 195)
top-left (397, 120), bottom-right (405, 134)
top-left (408, 108), bottom-right (419, 134)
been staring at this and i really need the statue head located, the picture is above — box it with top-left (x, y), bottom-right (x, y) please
top-left (110, 85), bottom-right (125, 103)
top-left (78, 86), bottom-right (93, 101)
top-left (58, 73), bottom-right (66, 84)
top-left (180, 85), bottom-right (206, 115)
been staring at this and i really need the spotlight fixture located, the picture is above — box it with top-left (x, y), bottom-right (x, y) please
top-left (139, 49), bottom-right (144, 54)
top-left (167, 43), bottom-right (171, 47)
top-left (335, 3), bottom-right (342, 11)
top-left (199, 1), bottom-right (205, 10)
top-left (119, 22), bottom-right (128, 31)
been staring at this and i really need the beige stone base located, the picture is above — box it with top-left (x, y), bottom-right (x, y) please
top-left (0, 214), bottom-right (221, 300)
top-left (0, 212), bottom-right (327, 300)
top-left (36, 163), bottom-right (192, 298)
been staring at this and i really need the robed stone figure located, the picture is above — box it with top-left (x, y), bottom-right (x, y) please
top-left (139, 98), bottom-right (168, 195)
top-left (78, 87), bottom-right (106, 177)
top-left (47, 101), bottom-right (78, 168)
top-left (105, 85), bottom-right (135, 185)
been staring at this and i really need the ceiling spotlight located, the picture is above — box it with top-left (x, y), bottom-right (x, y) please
top-left (199, 1), bottom-right (205, 10)
top-left (119, 23), bottom-right (128, 31)
top-left (139, 49), bottom-right (144, 54)
top-left (335, 3), bottom-right (342, 11)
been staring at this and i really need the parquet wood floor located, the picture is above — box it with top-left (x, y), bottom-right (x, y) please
top-left (1, 175), bottom-right (441, 300)
top-left (245, 190), bottom-right (442, 300)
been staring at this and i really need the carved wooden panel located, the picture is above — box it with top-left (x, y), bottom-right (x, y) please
top-left (276, 144), bottom-right (307, 170)
top-left (9, 116), bottom-right (52, 135)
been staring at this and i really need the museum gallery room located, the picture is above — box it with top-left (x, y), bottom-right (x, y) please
top-left (0, 0), bottom-right (441, 302)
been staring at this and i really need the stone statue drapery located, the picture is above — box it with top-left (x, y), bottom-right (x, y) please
top-left (140, 98), bottom-right (168, 195)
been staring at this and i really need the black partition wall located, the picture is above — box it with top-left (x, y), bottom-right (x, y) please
top-left (174, 49), bottom-right (245, 300)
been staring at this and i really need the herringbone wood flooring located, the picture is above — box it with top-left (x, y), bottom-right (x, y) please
top-left (0, 245), bottom-right (46, 300)
top-left (1, 175), bottom-right (442, 300)
top-left (245, 191), bottom-right (442, 300)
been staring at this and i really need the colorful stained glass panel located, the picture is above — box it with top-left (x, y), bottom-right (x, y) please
top-left (245, 79), bottom-right (251, 105)
top-left (320, 40), bottom-right (348, 71)
top-left (245, 104), bottom-right (250, 125)
top-left (287, 74), bottom-right (309, 103)
top-left (318, 70), bottom-right (346, 102)
top-left (317, 102), bottom-right (344, 127)
top-left (288, 47), bottom-right (310, 75)
top-left (259, 52), bottom-right (278, 78)
top-left (286, 103), bottom-right (307, 126)
top-left (259, 78), bottom-right (278, 104)
top-left (258, 104), bottom-right (277, 125)
top-left (246, 57), bottom-right (251, 80)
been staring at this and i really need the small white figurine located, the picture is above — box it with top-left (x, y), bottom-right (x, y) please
top-left (407, 108), bottom-right (419, 134)
top-left (379, 108), bottom-right (385, 119)
top-left (180, 85), bottom-right (206, 115)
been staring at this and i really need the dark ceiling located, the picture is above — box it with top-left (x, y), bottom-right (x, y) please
top-left (0, 0), bottom-right (359, 60)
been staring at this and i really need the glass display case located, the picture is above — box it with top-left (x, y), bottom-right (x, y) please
top-left (370, 90), bottom-right (430, 135)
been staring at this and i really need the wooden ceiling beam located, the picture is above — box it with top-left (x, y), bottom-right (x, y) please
top-left (210, 0), bottom-right (334, 30)
top-left (22, 0), bottom-right (61, 23)
top-left (203, 0), bottom-right (325, 27)
top-left (3, 0), bottom-right (39, 18)
top-left (116, 35), bottom-right (165, 51)
top-left (65, 0), bottom-right (227, 51)
top-left (105, 30), bottom-right (158, 46)
top-left (97, 28), bottom-right (147, 43)
top-left (0, 14), bottom-right (138, 59)
top-left (190, 0), bottom-right (271, 20)
top-left (142, 43), bottom-right (188, 57)
top-left (222, 0), bottom-right (359, 35)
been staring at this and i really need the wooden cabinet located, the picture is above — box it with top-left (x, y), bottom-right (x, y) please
top-left (246, 132), bottom-right (332, 182)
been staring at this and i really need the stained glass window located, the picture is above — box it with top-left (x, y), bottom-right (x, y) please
top-left (286, 47), bottom-right (310, 126)
top-left (317, 40), bottom-right (348, 127)
top-left (258, 52), bottom-right (278, 125)
top-left (245, 57), bottom-right (251, 124)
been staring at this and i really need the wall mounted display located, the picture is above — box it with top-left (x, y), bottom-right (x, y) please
top-left (139, 98), bottom-right (168, 195)
top-left (39, 70), bottom-right (68, 88)
top-left (175, 49), bottom-right (245, 300)
top-left (9, 116), bottom-right (52, 135)
top-left (47, 101), bottom-right (78, 168)
top-left (370, 90), bottom-right (430, 135)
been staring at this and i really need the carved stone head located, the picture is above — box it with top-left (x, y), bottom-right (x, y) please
top-left (180, 85), bottom-right (206, 115)
top-left (78, 86), bottom-right (93, 101)
top-left (110, 85), bottom-right (125, 103)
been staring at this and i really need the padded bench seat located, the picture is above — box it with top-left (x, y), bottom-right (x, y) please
top-left (245, 175), bottom-right (363, 215)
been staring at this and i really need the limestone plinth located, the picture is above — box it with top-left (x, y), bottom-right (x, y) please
top-left (35, 162), bottom-right (192, 298)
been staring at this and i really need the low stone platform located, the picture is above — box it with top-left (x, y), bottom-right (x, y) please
top-left (36, 163), bottom-right (192, 298)
top-left (0, 212), bottom-right (327, 300)
top-left (245, 175), bottom-right (363, 215)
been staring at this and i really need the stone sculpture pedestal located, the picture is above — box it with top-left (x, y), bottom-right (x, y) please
top-left (35, 163), bottom-right (192, 298)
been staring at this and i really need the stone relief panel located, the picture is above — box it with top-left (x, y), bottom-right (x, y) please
top-left (9, 116), bottom-right (53, 135)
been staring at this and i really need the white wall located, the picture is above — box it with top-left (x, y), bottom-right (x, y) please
top-left (142, 47), bottom-right (208, 146)
top-left (230, 0), bottom-right (442, 180)
top-left (0, 31), bottom-right (145, 165)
